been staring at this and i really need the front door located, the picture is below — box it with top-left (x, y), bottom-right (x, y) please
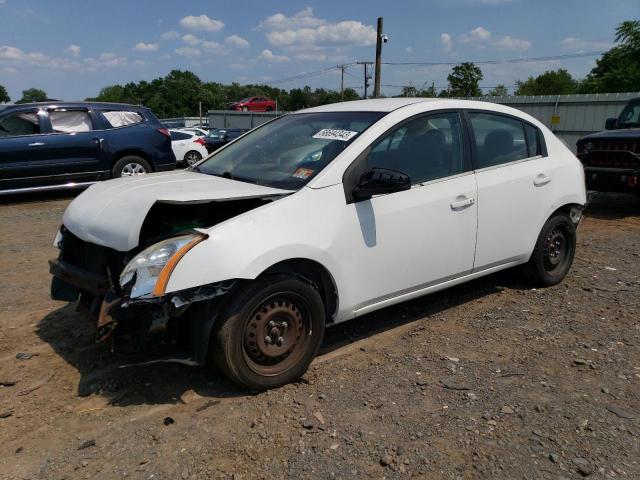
top-left (337, 110), bottom-right (478, 315)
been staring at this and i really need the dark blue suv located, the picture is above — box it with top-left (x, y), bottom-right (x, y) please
top-left (0, 102), bottom-right (176, 195)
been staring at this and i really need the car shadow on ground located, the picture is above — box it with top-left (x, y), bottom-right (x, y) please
top-left (585, 192), bottom-right (640, 220)
top-left (0, 189), bottom-right (81, 206)
top-left (36, 269), bottom-right (521, 407)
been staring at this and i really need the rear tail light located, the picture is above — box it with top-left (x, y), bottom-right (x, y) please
top-left (194, 137), bottom-right (206, 146)
top-left (157, 128), bottom-right (171, 138)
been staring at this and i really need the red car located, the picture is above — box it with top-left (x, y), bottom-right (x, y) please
top-left (228, 96), bottom-right (276, 112)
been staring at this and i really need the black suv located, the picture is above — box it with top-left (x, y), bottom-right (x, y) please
top-left (577, 97), bottom-right (640, 195)
top-left (0, 102), bottom-right (176, 195)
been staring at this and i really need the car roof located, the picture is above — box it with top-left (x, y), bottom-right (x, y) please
top-left (0, 101), bottom-right (147, 111)
top-left (296, 98), bottom-right (519, 114)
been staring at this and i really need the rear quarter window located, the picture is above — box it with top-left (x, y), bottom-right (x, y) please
top-left (101, 110), bottom-right (144, 128)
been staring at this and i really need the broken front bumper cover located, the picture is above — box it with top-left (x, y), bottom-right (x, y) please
top-left (49, 258), bottom-right (110, 297)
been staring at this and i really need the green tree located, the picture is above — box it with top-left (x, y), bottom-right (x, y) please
top-left (16, 88), bottom-right (48, 104)
top-left (488, 84), bottom-right (509, 96)
top-left (447, 62), bottom-right (483, 97)
top-left (0, 84), bottom-right (9, 103)
top-left (515, 69), bottom-right (577, 95)
top-left (578, 20), bottom-right (640, 93)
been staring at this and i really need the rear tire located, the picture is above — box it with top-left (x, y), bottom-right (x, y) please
top-left (184, 150), bottom-right (202, 166)
top-left (522, 213), bottom-right (576, 286)
top-left (112, 156), bottom-right (151, 178)
top-left (211, 274), bottom-right (325, 390)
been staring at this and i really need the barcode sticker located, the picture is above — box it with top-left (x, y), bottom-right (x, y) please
top-left (312, 129), bottom-right (358, 141)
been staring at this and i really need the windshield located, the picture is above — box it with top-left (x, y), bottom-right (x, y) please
top-left (618, 100), bottom-right (640, 127)
top-left (195, 112), bottom-right (385, 189)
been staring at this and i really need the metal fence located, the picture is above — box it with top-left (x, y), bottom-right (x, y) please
top-left (159, 116), bottom-right (207, 128)
top-left (461, 92), bottom-right (639, 152)
top-left (206, 110), bottom-right (283, 129)
top-left (198, 92), bottom-right (639, 153)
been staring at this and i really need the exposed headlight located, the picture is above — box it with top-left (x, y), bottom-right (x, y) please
top-left (120, 234), bottom-right (205, 299)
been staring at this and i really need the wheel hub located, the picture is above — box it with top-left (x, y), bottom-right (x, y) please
top-left (543, 229), bottom-right (566, 269)
top-left (245, 299), bottom-right (303, 366)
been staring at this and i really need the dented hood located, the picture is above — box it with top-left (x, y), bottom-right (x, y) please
top-left (63, 171), bottom-right (290, 251)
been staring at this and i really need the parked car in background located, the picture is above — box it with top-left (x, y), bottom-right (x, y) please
top-left (50, 98), bottom-right (586, 390)
top-left (178, 127), bottom-right (209, 137)
top-left (202, 128), bottom-right (248, 153)
top-left (577, 97), bottom-right (640, 195)
top-left (170, 129), bottom-right (209, 166)
top-left (228, 96), bottom-right (276, 112)
top-left (0, 102), bottom-right (175, 195)
top-left (162, 120), bottom-right (186, 129)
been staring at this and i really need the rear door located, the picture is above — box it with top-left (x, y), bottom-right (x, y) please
top-left (0, 107), bottom-right (53, 191)
top-left (467, 110), bottom-right (553, 270)
top-left (39, 108), bottom-right (104, 178)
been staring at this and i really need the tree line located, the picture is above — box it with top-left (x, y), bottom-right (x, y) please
top-left (1, 20), bottom-right (638, 114)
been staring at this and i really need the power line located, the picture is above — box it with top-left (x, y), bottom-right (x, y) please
top-left (379, 51), bottom-right (604, 67)
top-left (268, 51), bottom-right (603, 86)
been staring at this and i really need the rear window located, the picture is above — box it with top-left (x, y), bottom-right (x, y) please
top-left (102, 110), bottom-right (144, 128)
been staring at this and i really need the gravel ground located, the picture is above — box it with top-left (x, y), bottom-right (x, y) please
top-left (0, 191), bottom-right (638, 480)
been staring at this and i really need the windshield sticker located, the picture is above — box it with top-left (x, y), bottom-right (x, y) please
top-left (312, 129), bottom-right (358, 142)
top-left (293, 167), bottom-right (314, 180)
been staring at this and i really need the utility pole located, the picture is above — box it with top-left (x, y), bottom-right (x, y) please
top-left (198, 101), bottom-right (202, 126)
top-left (374, 17), bottom-right (383, 98)
top-left (340, 65), bottom-right (345, 101)
top-left (357, 62), bottom-right (373, 99)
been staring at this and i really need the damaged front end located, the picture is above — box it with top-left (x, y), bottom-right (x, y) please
top-left (48, 194), bottom-right (285, 362)
top-left (50, 225), bottom-right (236, 361)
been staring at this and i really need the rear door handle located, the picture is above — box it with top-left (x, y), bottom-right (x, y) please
top-left (534, 174), bottom-right (551, 186)
top-left (92, 137), bottom-right (104, 148)
top-left (28, 142), bottom-right (45, 147)
top-left (450, 196), bottom-right (475, 210)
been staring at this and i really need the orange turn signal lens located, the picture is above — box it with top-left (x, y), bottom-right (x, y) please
top-left (152, 235), bottom-right (206, 297)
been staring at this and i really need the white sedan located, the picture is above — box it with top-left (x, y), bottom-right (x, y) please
top-left (51, 99), bottom-right (586, 390)
top-left (169, 129), bottom-right (209, 166)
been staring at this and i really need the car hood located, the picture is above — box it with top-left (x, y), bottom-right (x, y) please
top-left (63, 171), bottom-right (291, 251)
top-left (579, 128), bottom-right (640, 142)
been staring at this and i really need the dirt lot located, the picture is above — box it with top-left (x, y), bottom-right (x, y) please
top-left (0, 192), bottom-right (639, 480)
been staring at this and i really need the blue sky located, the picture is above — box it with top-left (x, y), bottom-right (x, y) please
top-left (0, 0), bottom-right (638, 101)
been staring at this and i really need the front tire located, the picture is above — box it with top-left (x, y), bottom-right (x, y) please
top-left (112, 156), bottom-right (151, 178)
top-left (211, 275), bottom-right (326, 390)
top-left (522, 213), bottom-right (576, 286)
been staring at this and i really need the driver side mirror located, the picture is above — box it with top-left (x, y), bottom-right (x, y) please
top-left (352, 168), bottom-right (411, 201)
top-left (605, 117), bottom-right (617, 130)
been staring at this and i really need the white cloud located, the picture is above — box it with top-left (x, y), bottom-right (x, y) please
top-left (2, 67), bottom-right (17, 74)
top-left (65, 44), bottom-right (80, 57)
top-left (493, 35), bottom-right (531, 51)
top-left (134, 42), bottom-right (158, 52)
top-left (179, 14), bottom-right (224, 32)
top-left (561, 37), bottom-right (611, 52)
top-left (461, 26), bottom-right (491, 43)
top-left (259, 7), bottom-right (325, 30)
top-left (161, 30), bottom-right (179, 40)
top-left (201, 40), bottom-right (228, 55)
top-left (440, 33), bottom-right (453, 52)
top-left (175, 46), bottom-right (201, 58)
top-left (260, 8), bottom-right (375, 49)
top-left (181, 34), bottom-right (200, 46)
top-left (459, 27), bottom-right (529, 51)
top-left (258, 49), bottom-right (289, 63)
top-left (405, 46), bottom-right (413, 54)
top-left (225, 34), bottom-right (249, 49)
top-left (84, 52), bottom-right (126, 70)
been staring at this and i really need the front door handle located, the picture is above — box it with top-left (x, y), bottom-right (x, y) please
top-left (534, 174), bottom-right (551, 187)
top-left (28, 142), bottom-right (45, 147)
top-left (450, 196), bottom-right (475, 210)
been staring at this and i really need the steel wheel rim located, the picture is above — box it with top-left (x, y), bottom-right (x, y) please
top-left (242, 292), bottom-right (312, 376)
top-left (185, 152), bottom-right (201, 165)
top-left (121, 162), bottom-right (147, 176)
top-left (543, 228), bottom-right (567, 272)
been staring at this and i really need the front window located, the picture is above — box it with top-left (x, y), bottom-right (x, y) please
top-left (617, 101), bottom-right (640, 128)
top-left (0, 111), bottom-right (41, 137)
top-left (195, 112), bottom-right (385, 189)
